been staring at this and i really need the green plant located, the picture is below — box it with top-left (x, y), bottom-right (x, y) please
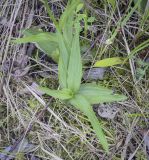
top-left (134, 0), bottom-right (148, 13)
top-left (94, 57), bottom-right (124, 67)
top-left (13, 0), bottom-right (127, 152)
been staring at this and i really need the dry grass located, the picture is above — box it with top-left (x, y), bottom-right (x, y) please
top-left (0, 0), bottom-right (149, 159)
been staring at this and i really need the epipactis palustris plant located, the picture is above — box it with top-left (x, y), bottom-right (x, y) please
top-left (14, 0), bottom-right (127, 152)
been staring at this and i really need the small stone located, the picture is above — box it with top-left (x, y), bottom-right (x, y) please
top-left (83, 68), bottom-right (106, 80)
top-left (97, 104), bottom-right (119, 119)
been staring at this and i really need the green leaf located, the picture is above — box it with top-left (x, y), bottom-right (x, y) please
top-left (79, 83), bottom-right (127, 104)
top-left (107, 0), bottom-right (116, 9)
top-left (59, 0), bottom-right (81, 30)
top-left (94, 57), bottom-right (124, 67)
top-left (13, 29), bottom-right (59, 62)
top-left (76, 3), bottom-right (84, 13)
top-left (79, 83), bottom-right (113, 94)
top-left (121, 0), bottom-right (142, 26)
top-left (13, 32), bottom-right (57, 44)
top-left (23, 28), bottom-right (44, 35)
top-left (58, 56), bottom-right (68, 88)
top-left (57, 32), bottom-right (70, 88)
top-left (87, 17), bottom-right (96, 23)
top-left (50, 49), bottom-right (59, 63)
top-left (76, 14), bottom-right (87, 21)
top-left (69, 94), bottom-right (109, 153)
top-left (62, 15), bottom-right (74, 52)
top-left (67, 23), bottom-right (82, 92)
top-left (59, 0), bottom-right (82, 50)
top-left (39, 87), bottom-right (73, 100)
top-left (57, 32), bottom-right (69, 69)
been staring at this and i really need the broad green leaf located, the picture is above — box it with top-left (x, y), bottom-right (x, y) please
top-left (39, 87), bottom-right (73, 100)
top-left (13, 29), bottom-right (59, 62)
top-left (79, 83), bottom-right (113, 95)
top-left (79, 83), bottom-right (127, 104)
top-left (94, 57), bottom-right (124, 67)
top-left (63, 15), bottom-right (74, 52)
top-left (58, 56), bottom-right (68, 88)
top-left (84, 93), bottom-right (127, 104)
top-left (69, 94), bottom-right (109, 153)
top-left (13, 32), bottom-right (57, 44)
top-left (23, 28), bottom-right (45, 35)
top-left (67, 23), bottom-right (82, 92)
top-left (57, 32), bottom-right (69, 88)
top-left (23, 29), bottom-right (58, 43)
top-left (57, 32), bottom-right (69, 69)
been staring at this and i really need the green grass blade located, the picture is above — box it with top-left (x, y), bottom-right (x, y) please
top-left (106, 0), bottom-right (142, 45)
top-left (123, 38), bottom-right (149, 64)
top-left (121, 0), bottom-right (142, 26)
top-left (42, 0), bottom-right (60, 31)
top-left (128, 38), bottom-right (149, 58)
top-left (69, 94), bottom-right (109, 153)
top-left (79, 83), bottom-right (127, 104)
top-left (39, 87), bottom-right (73, 100)
top-left (67, 23), bottom-right (82, 92)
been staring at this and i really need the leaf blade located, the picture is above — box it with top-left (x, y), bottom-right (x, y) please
top-left (69, 94), bottom-right (109, 153)
top-left (79, 83), bottom-right (127, 104)
top-left (13, 31), bottom-right (58, 44)
top-left (67, 23), bottom-right (82, 92)
top-left (13, 29), bottom-right (59, 62)
top-left (39, 87), bottom-right (73, 100)
top-left (59, 0), bottom-right (81, 30)
top-left (58, 56), bottom-right (68, 88)
top-left (57, 32), bottom-right (69, 68)
top-left (94, 57), bottom-right (124, 67)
